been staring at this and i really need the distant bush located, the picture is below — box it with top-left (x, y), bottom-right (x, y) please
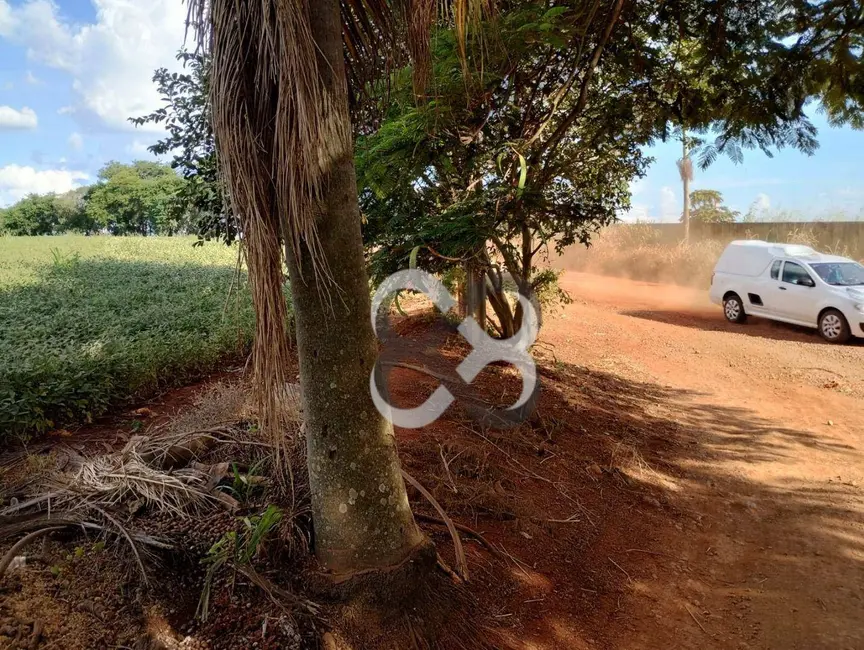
top-left (0, 236), bottom-right (262, 439)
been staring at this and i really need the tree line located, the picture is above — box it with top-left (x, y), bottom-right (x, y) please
top-left (0, 161), bottom-right (189, 236)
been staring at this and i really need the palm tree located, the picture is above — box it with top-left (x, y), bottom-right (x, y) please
top-left (187, 0), bottom-right (489, 577)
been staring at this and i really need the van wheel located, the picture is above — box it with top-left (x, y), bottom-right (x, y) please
top-left (818, 309), bottom-right (851, 344)
top-left (723, 293), bottom-right (747, 324)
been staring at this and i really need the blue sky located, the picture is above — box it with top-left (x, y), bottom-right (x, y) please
top-left (628, 113), bottom-right (864, 223)
top-left (2, 0), bottom-right (864, 216)
top-left (0, 0), bottom-right (186, 205)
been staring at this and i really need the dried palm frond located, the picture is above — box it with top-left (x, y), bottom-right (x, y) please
top-left (47, 453), bottom-right (217, 518)
top-left (677, 156), bottom-right (693, 182)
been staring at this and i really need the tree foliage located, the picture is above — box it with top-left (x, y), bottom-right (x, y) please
top-left (1, 162), bottom-right (187, 237)
top-left (685, 189), bottom-right (739, 224)
top-left (357, 0), bottom-right (864, 333)
top-left (84, 161), bottom-right (186, 236)
top-left (358, 5), bottom-right (649, 334)
top-left (0, 188), bottom-right (95, 236)
top-left (130, 50), bottom-right (234, 244)
top-left (0, 193), bottom-right (65, 236)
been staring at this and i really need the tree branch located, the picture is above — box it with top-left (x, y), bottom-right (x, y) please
top-left (535, 0), bottom-right (627, 170)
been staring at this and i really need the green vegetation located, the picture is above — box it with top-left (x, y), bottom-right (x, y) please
top-left (0, 161), bottom-right (192, 237)
top-left (683, 190), bottom-right (740, 224)
top-left (0, 236), bottom-right (255, 439)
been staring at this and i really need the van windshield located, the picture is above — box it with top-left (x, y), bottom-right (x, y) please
top-left (809, 262), bottom-right (864, 286)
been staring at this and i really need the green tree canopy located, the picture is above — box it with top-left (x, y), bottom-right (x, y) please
top-left (685, 189), bottom-right (740, 223)
top-left (84, 161), bottom-right (187, 235)
top-left (357, 0), bottom-right (864, 334)
top-left (0, 193), bottom-right (65, 236)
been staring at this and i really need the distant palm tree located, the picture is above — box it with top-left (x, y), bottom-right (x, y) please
top-left (187, 0), bottom-right (489, 576)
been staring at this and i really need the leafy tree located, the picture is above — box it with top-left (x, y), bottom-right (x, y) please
top-left (359, 0), bottom-right (864, 334)
top-left (55, 187), bottom-right (98, 233)
top-left (0, 193), bottom-right (63, 235)
top-left (685, 189), bottom-right (739, 224)
top-left (359, 5), bottom-right (650, 336)
top-left (84, 161), bottom-right (187, 235)
top-left (131, 51), bottom-right (234, 244)
top-left (184, 0), bottom-right (864, 590)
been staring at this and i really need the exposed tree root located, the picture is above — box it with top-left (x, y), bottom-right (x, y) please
top-left (320, 540), bottom-right (497, 650)
top-left (401, 469), bottom-right (469, 581)
top-left (413, 513), bottom-right (504, 561)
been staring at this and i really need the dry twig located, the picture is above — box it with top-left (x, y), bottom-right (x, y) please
top-left (413, 512), bottom-right (504, 560)
top-left (608, 556), bottom-right (632, 582)
top-left (684, 603), bottom-right (710, 635)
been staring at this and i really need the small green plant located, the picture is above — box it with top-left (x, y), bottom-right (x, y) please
top-left (218, 459), bottom-right (267, 504)
top-left (197, 505), bottom-right (282, 621)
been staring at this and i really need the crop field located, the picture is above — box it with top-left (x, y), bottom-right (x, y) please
top-left (0, 236), bottom-right (255, 438)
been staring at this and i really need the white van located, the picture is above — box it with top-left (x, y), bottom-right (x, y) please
top-left (709, 241), bottom-right (864, 343)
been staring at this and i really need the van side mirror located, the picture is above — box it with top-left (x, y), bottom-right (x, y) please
top-left (797, 277), bottom-right (815, 287)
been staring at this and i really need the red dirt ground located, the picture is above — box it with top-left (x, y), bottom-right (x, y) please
top-left (2, 272), bottom-right (862, 649)
top-left (389, 272), bottom-right (864, 649)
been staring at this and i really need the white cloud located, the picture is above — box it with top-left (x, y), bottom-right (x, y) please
top-left (57, 105), bottom-right (75, 115)
top-left (754, 193), bottom-right (771, 211)
top-left (629, 178), bottom-right (648, 197)
top-left (24, 69), bottom-right (41, 84)
top-left (68, 131), bottom-right (84, 151)
top-left (0, 164), bottom-right (89, 205)
top-left (620, 203), bottom-right (649, 223)
top-left (0, 105), bottom-right (38, 129)
top-left (659, 186), bottom-right (678, 222)
top-left (1, 0), bottom-right (186, 131)
top-left (126, 139), bottom-right (153, 156)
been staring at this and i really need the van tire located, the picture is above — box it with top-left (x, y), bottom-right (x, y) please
top-left (723, 293), bottom-right (747, 324)
top-left (818, 309), bottom-right (851, 344)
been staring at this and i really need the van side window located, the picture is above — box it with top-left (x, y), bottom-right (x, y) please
top-left (770, 260), bottom-right (782, 280)
top-left (782, 262), bottom-right (814, 286)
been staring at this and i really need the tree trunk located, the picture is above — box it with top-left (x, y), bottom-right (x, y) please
top-left (464, 261), bottom-right (487, 330)
top-left (284, 0), bottom-right (424, 575)
top-left (682, 130), bottom-right (691, 243)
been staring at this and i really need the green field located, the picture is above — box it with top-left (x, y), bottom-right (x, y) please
top-left (0, 236), bottom-right (255, 438)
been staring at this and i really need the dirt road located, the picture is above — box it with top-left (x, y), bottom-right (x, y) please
top-left (542, 273), bottom-right (864, 649)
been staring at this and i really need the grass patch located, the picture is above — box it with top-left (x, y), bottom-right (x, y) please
top-left (0, 236), bottom-right (257, 439)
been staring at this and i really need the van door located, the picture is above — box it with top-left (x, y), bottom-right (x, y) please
top-left (772, 261), bottom-right (820, 324)
top-left (749, 259), bottom-right (783, 313)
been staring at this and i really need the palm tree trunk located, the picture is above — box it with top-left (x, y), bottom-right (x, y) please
top-left (283, 0), bottom-right (424, 575)
top-left (682, 128), bottom-right (691, 243)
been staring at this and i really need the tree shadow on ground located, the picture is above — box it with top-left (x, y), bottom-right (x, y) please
top-left (624, 308), bottom-right (864, 347)
top-left (389, 327), bottom-right (864, 649)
